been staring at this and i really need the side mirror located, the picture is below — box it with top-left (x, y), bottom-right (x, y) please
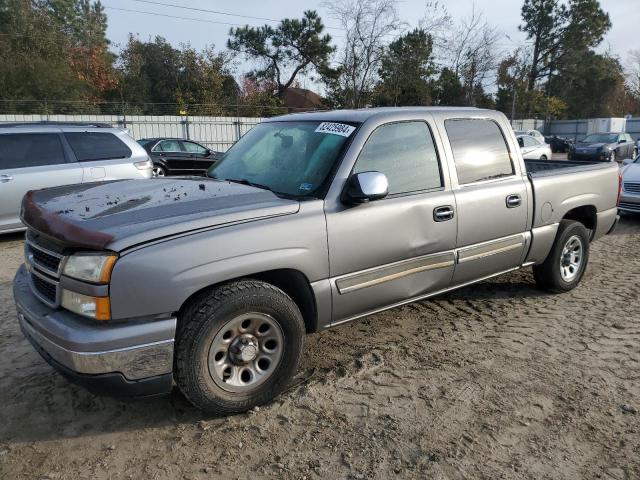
top-left (619, 139), bottom-right (626, 144)
top-left (622, 158), bottom-right (634, 166)
top-left (344, 171), bottom-right (389, 204)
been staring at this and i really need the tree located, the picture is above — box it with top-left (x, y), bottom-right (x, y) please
top-left (550, 51), bottom-right (625, 117)
top-left (519, 0), bottom-right (610, 91)
top-left (323, 0), bottom-right (403, 108)
top-left (434, 68), bottom-right (465, 106)
top-left (227, 11), bottom-right (335, 100)
top-left (116, 36), bottom-right (236, 114)
top-left (0, 0), bottom-right (115, 107)
top-left (375, 29), bottom-right (435, 106)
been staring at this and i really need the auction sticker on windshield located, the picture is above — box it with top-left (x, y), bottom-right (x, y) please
top-left (315, 122), bottom-right (356, 137)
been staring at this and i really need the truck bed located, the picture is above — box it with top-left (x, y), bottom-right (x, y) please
top-left (524, 159), bottom-right (609, 177)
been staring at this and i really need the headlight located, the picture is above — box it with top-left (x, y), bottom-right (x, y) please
top-left (61, 290), bottom-right (110, 321)
top-left (62, 253), bottom-right (117, 283)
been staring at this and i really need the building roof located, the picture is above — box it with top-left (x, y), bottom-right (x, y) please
top-left (282, 87), bottom-right (325, 111)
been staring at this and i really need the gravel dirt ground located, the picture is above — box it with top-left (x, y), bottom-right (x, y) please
top-left (0, 216), bottom-right (638, 480)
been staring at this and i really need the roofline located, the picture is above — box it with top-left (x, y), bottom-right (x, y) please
top-left (0, 121), bottom-right (114, 128)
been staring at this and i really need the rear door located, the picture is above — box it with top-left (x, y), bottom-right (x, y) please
top-left (442, 118), bottom-right (529, 285)
top-left (153, 139), bottom-right (190, 174)
top-left (0, 132), bottom-right (82, 231)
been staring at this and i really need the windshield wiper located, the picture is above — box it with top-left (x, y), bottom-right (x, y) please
top-left (225, 178), bottom-right (274, 192)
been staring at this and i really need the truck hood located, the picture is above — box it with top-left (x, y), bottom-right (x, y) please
top-left (622, 163), bottom-right (640, 183)
top-left (21, 178), bottom-right (300, 251)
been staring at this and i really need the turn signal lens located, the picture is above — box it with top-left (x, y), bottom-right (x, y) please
top-left (61, 289), bottom-right (111, 321)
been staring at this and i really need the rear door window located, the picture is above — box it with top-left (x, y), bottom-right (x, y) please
top-left (154, 140), bottom-right (183, 152)
top-left (64, 132), bottom-right (132, 162)
top-left (0, 133), bottom-right (66, 169)
top-left (445, 119), bottom-right (514, 185)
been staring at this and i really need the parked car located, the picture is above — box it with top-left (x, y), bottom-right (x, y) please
top-left (619, 154), bottom-right (640, 214)
top-left (514, 129), bottom-right (545, 142)
top-left (517, 134), bottom-right (553, 160)
top-left (568, 132), bottom-right (637, 162)
top-left (138, 138), bottom-right (222, 177)
top-left (14, 108), bottom-right (620, 415)
top-left (0, 122), bottom-right (152, 234)
top-left (545, 135), bottom-right (573, 153)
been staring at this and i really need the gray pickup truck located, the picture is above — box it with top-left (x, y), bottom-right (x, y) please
top-left (14, 108), bottom-right (620, 414)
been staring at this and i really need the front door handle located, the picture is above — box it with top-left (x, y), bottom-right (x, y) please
top-left (433, 205), bottom-right (454, 222)
top-left (0, 175), bottom-right (13, 183)
top-left (506, 194), bottom-right (522, 208)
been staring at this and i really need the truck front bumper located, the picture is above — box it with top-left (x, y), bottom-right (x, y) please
top-left (14, 265), bottom-right (175, 397)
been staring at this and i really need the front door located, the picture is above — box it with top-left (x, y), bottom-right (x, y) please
top-left (182, 140), bottom-right (215, 172)
top-left (0, 132), bottom-right (82, 231)
top-left (442, 118), bottom-right (529, 285)
top-left (325, 120), bottom-right (457, 323)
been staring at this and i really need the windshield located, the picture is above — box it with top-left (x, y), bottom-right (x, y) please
top-left (208, 121), bottom-right (357, 197)
top-left (583, 133), bottom-right (617, 143)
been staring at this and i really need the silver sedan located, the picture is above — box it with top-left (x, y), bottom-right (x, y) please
top-left (517, 134), bottom-right (553, 160)
top-left (619, 155), bottom-right (640, 214)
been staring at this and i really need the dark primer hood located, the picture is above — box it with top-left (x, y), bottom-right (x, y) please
top-left (21, 178), bottom-right (300, 251)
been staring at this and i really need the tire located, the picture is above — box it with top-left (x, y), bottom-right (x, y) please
top-left (540, 155), bottom-right (548, 161)
top-left (175, 280), bottom-right (305, 415)
top-left (152, 164), bottom-right (166, 177)
top-left (533, 220), bottom-right (590, 293)
top-left (610, 150), bottom-right (617, 162)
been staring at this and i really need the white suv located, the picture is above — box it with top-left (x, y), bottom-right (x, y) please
top-left (0, 122), bottom-right (152, 233)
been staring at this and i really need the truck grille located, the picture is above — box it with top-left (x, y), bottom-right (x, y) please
top-left (623, 182), bottom-right (640, 194)
top-left (619, 202), bottom-right (640, 213)
top-left (31, 272), bottom-right (58, 304)
top-left (25, 231), bottom-right (65, 307)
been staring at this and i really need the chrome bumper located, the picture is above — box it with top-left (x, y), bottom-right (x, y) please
top-left (14, 265), bottom-right (176, 381)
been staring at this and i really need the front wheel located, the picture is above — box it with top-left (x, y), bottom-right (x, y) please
top-left (175, 280), bottom-right (305, 415)
top-left (610, 150), bottom-right (617, 162)
top-left (540, 155), bottom-right (548, 161)
top-left (533, 220), bottom-right (590, 293)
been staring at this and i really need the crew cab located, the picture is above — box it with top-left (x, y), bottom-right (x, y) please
top-left (14, 108), bottom-right (620, 414)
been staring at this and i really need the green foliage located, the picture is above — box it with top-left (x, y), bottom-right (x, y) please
top-left (519, 0), bottom-right (610, 90)
top-left (116, 36), bottom-right (237, 114)
top-left (227, 10), bottom-right (336, 99)
top-left (0, 0), bottom-right (114, 107)
top-left (374, 29), bottom-right (435, 106)
top-left (433, 68), bottom-right (465, 106)
top-left (550, 50), bottom-right (625, 118)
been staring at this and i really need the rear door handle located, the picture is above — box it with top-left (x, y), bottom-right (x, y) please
top-left (433, 205), bottom-right (454, 222)
top-left (506, 194), bottom-right (522, 208)
top-left (0, 175), bottom-right (13, 183)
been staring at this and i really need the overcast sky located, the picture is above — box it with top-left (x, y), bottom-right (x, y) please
top-left (103, 0), bottom-right (637, 89)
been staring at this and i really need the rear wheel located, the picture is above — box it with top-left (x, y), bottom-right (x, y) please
top-left (175, 280), bottom-right (305, 415)
top-left (152, 165), bottom-right (166, 177)
top-left (533, 220), bottom-right (590, 293)
top-left (540, 155), bottom-right (548, 160)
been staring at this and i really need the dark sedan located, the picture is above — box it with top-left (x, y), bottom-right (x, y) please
top-left (568, 132), bottom-right (637, 162)
top-left (138, 138), bottom-right (222, 177)
top-left (544, 135), bottom-right (573, 153)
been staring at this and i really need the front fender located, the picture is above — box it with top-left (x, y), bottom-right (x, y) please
top-left (108, 201), bottom-right (328, 320)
